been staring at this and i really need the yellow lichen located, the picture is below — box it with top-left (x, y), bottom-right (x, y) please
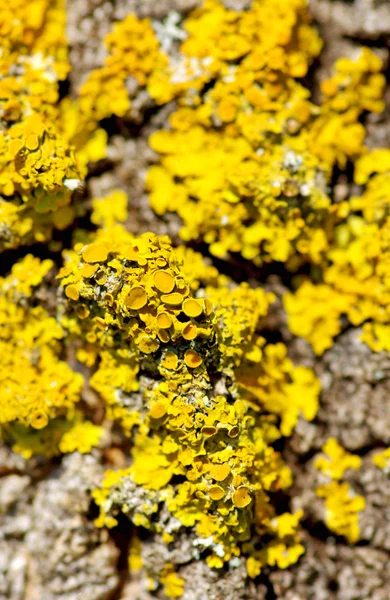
top-left (0, 0), bottom-right (83, 250)
top-left (315, 438), bottom-right (362, 480)
top-left (184, 349), bottom-right (203, 368)
top-left (160, 566), bottom-right (185, 599)
top-left (0, 255), bottom-right (88, 456)
top-left (285, 211), bottom-right (390, 354)
top-left (3, 0), bottom-right (388, 593)
top-left (128, 536), bottom-right (143, 573)
top-left (82, 244), bottom-right (109, 263)
top-left (182, 298), bottom-right (203, 318)
top-left (372, 448), bottom-right (390, 471)
top-left (316, 481), bottom-right (365, 544)
top-left (154, 270), bottom-right (176, 293)
top-left (145, 0), bottom-right (384, 270)
top-left (91, 190), bottom-right (128, 229)
top-left (232, 487), bottom-right (252, 508)
top-left (315, 439), bottom-right (365, 543)
top-left (58, 420), bottom-right (104, 454)
top-left (58, 229), bottom-right (320, 582)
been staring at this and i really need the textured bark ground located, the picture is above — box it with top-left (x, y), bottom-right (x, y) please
top-left (1, 1), bottom-right (390, 599)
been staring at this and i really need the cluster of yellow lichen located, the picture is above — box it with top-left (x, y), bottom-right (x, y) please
top-left (285, 148), bottom-right (390, 354)
top-left (0, 253), bottom-right (102, 457)
top-left (372, 448), bottom-right (390, 472)
top-left (1, 0), bottom-right (389, 596)
top-left (0, 0), bottom-right (132, 251)
top-left (315, 439), bottom-right (365, 543)
top-left (57, 223), bottom-right (319, 582)
top-left (77, 14), bottom-right (168, 123)
top-left (146, 0), bottom-right (327, 266)
top-left (145, 1), bottom-right (385, 271)
top-left (107, 0), bottom-right (388, 357)
top-left (0, 0), bottom-right (82, 249)
top-left (66, 0), bottom-right (388, 358)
